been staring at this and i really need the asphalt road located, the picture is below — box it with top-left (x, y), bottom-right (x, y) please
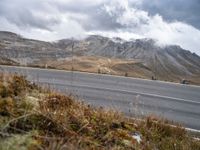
top-left (0, 65), bottom-right (200, 130)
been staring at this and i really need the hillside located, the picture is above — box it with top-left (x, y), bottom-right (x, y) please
top-left (0, 31), bottom-right (200, 84)
top-left (0, 74), bottom-right (200, 150)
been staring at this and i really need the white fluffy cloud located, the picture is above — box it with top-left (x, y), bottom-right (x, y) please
top-left (0, 0), bottom-right (199, 55)
top-left (143, 15), bottom-right (200, 52)
top-left (93, 0), bottom-right (200, 55)
top-left (0, 15), bottom-right (86, 41)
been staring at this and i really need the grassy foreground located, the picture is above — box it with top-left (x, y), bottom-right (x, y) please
top-left (0, 74), bottom-right (200, 150)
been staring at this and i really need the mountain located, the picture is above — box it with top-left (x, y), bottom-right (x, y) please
top-left (0, 31), bottom-right (70, 64)
top-left (0, 31), bottom-right (200, 84)
top-left (56, 35), bottom-right (200, 80)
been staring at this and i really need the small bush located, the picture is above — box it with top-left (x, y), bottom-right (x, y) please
top-left (8, 75), bottom-right (28, 96)
top-left (0, 74), bottom-right (37, 98)
top-left (0, 97), bottom-right (14, 116)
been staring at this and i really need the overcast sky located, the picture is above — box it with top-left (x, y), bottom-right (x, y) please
top-left (0, 0), bottom-right (200, 55)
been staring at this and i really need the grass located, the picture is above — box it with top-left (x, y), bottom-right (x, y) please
top-left (0, 74), bottom-right (200, 150)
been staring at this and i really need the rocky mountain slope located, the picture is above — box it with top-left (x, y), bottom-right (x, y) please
top-left (0, 31), bottom-right (200, 84)
top-left (56, 35), bottom-right (200, 81)
top-left (0, 31), bottom-right (70, 65)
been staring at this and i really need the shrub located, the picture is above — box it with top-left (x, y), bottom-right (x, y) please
top-left (0, 97), bottom-right (14, 116)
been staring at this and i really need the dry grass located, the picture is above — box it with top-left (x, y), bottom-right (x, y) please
top-left (32, 56), bottom-right (153, 78)
top-left (0, 75), bottom-right (200, 150)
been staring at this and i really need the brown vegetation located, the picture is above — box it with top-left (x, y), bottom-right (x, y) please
top-left (0, 75), bottom-right (200, 150)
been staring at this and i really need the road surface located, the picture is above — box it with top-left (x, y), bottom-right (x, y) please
top-left (0, 65), bottom-right (200, 130)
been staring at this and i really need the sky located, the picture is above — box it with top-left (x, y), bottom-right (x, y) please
top-left (0, 0), bottom-right (200, 55)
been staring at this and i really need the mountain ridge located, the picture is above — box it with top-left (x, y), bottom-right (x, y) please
top-left (0, 31), bottom-right (200, 84)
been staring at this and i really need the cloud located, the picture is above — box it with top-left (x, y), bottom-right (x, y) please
top-left (0, 0), bottom-right (88, 40)
top-left (0, 0), bottom-right (61, 30)
top-left (0, 0), bottom-right (199, 55)
top-left (90, 0), bottom-right (200, 55)
top-left (0, 16), bottom-right (86, 41)
top-left (140, 0), bottom-right (200, 30)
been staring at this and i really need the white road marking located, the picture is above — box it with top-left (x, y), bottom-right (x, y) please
top-left (38, 81), bottom-right (200, 105)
